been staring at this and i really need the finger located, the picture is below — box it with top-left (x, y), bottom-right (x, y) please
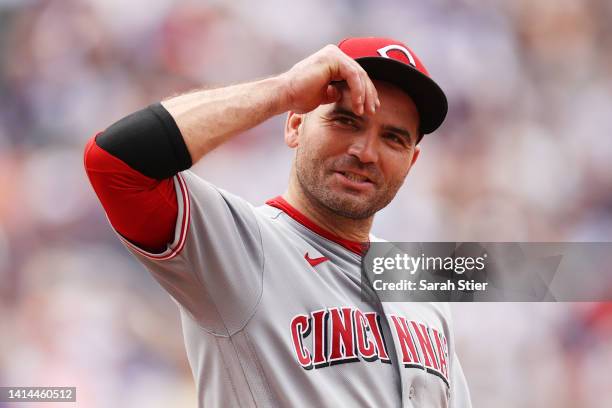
top-left (347, 59), bottom-right (378, 115)
top-left (348, 59), bottom-right (374, 115)
top-left (368, 69), bottom-right (380, 111)
top-left (356, 74), bottom-right (366, 116)
top-left (363, 72), bottom-right (378, 115)
top-left (339, 61), bottom-right (365, 115)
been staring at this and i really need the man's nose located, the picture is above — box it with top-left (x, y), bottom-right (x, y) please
top-left (347, 130), bottom-right (379, 164)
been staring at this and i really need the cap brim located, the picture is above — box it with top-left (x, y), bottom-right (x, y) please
top-left (355, 57), bottom-right (448, 136)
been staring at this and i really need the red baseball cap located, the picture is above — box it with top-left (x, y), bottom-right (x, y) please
top-left (338, 37), bottom-right (448, 138)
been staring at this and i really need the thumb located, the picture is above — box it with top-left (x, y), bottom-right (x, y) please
top-left (322, 84), bottom-right (341, 104)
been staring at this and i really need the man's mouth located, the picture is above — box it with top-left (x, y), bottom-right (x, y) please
top-left (339, 171), bottom-right (371, 183)
top-left (333, 170), bottom-right (377, 189)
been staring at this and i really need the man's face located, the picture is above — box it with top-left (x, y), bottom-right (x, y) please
top-left (286, 80), bottom-right (421, 219)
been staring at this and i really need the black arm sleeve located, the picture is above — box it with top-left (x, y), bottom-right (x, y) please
top-left (96, 103), bottom-right (192, 180)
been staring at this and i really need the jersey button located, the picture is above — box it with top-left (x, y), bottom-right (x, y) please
top-left (409, 386), bottom-right (416, 399)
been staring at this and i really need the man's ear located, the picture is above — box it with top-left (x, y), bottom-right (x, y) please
top-left (409, 145), bottom-right (421, 168)
top-left (284, 111), bottom-right (304, 148)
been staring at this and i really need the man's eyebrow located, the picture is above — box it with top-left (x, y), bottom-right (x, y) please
top-left (328, 106), bottom-right (364, 121)
top-left (329, 105), bottom-right (415, 145)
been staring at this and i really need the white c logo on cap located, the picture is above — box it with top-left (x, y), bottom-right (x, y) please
top-left (376, 44), bottom-right (416, 67)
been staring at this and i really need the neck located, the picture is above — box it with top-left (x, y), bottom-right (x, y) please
top-left (284, 181), bottom-right (373, 243)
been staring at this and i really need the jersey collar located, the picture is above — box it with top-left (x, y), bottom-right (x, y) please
top-left (265, 196), bottom-right (369, 256)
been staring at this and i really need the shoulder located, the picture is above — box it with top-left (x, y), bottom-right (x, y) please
top-left (181, 170), bottom-right (258, 212)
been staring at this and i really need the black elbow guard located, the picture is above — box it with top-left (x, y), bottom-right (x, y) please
top-left (96, 102), bottom-right (192, 180)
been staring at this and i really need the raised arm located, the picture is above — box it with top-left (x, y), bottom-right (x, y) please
top-left (162, 44), bottom-right (379, 163)
top-left (84, 44), bottom-right (378, 251)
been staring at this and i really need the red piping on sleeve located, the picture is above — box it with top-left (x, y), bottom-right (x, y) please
top-left (117, 173), bottom-right (190, 260)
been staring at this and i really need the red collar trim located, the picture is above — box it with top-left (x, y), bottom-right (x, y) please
top-left (265, 196), bottom-right (368, 256)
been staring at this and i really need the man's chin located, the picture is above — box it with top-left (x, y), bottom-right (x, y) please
top-left (297, 171), bottom-right (382, 219)
top-left (320, 191), bottom-right (378, 220)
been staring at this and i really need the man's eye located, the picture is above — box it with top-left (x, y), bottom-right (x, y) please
top-left (335, 117), bottom-right (357, 127)
top-left (385, 133), bottom-right (406, 146)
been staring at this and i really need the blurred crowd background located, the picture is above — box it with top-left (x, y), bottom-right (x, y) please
top-left (1, 0), bottom-right (611, 406)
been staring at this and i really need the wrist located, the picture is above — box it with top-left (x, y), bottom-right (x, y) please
top-left (270, 73), bottom-right (294, 114)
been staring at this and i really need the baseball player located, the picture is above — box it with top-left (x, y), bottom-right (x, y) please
top-left (84, 37), bottom-right (472, 407)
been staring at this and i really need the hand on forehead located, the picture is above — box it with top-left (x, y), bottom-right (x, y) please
top-left (325, 80), bottom-right (421, 142)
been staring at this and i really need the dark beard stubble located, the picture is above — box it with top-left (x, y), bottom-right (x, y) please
top-left (294, 146), bottom-right (403, 220)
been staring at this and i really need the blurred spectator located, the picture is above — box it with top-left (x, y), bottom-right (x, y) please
top-left (1, 0), bottom-right (611, 406)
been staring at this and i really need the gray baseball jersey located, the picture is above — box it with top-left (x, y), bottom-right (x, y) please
top-left (113, 170), bottom-right (472, 407)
